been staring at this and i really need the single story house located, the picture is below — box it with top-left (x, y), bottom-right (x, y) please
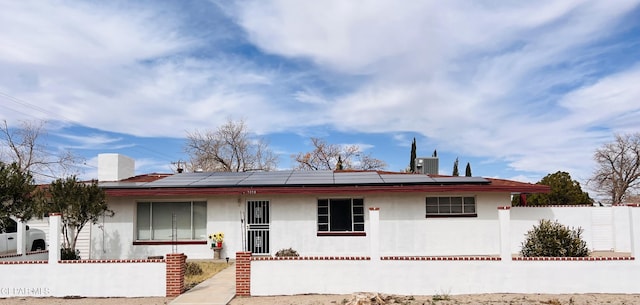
top-left (89, 154), bottom-right (550, 260)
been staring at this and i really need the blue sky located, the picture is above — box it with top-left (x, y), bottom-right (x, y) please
top-left (1, 1), bottom-right (639, 192)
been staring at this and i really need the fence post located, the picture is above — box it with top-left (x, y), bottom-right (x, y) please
top-left (629, 204), bottom-right (640, 259)
top-left (369, 207), bottom-right (380, 261)
top-left (16, 220), bottom-right (26, 255)
top-left (48, 213), bottom-right (62, 263)
top-left (236, 251), bottom-right (252, 296)
top-left (498, 206), bottom-right (511, 261)
top-left (166, 253), bottom-right (187, 297)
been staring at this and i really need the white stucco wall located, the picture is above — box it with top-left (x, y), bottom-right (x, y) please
top-left (510, 206), bottom-right (632, 254)
top-left (95, 192), bottom-right (513, 259)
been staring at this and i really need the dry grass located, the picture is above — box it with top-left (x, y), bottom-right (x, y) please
top-left (184, 261), bottom-right (230, 291)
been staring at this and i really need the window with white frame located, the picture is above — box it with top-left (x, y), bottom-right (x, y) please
top-left (425, 196), bottom-right (476, 217)
top-left (136, 201), bottom-right (207, 240)
top-left (317, 198), bottom-right (365, 233)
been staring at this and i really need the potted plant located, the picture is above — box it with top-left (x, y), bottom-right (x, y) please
top-left (208, 232), bottom-right (224, 248)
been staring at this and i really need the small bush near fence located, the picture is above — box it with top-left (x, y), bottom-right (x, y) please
top-left (521, 219), bottom-right (589, 257)
top-left (185, 262), bottom-right (203, 276)
top-left (61, 247), bottom-right (80, 260)
top-left (275, 248), bottom-right (300, 257)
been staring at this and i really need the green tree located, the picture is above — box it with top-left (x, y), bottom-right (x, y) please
top-left (465, 162), bottom-right (472, 177)
top-left (409, 138), bottom-right (416, 173)
top-left (44, 176), bottom-right (113, 259)
top-left (0, 162), bottom-right (42, 222)
top-left (452, 157), bottom-right (459, 176)
top-left (591, 133), bottom-right (640, 205)
top-left (513, 171), bottom-right (591, 206)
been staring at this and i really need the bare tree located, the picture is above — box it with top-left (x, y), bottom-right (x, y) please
top-left (0, 120), bottom-right (80, 182)
top-left (292, 137), bottom-right (387, 171)
top-left (591, 133), bottom-right (640, 205)
top-left (184, 119), bottom-right (277, 172)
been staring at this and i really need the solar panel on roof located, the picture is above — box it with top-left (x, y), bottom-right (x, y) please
top-left (333, 172), bottom-right (384, 184)
top-left (189, 172), bottom-right (252, 186)
top-left (104, 169), bottom-right (492, 189)
top-left (238, 171), bottom-right (292, 185)
top-left (286, 171), bottom-right (334, 185)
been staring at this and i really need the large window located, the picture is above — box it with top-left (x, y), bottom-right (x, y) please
top-left (136, 201), bottom-right (207, 241)
top-left (426, 196), bottom-right (476, 217)
top-left (317, 198), bottom-right (365, 234)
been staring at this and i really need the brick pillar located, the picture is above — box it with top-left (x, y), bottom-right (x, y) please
top-left (498, 206), bottom-right (512, 261)
top-left (236, 251), bottom-right (252, 296)
top-left (166, 253), bottom-right (187, 297)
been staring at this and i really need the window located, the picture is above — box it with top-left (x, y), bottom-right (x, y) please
top-left (426, 196), bottom-right (476, 217)
top-left (317, 198), bottom-right (365, 235)
top-left (0, 217), bottom-right (17, 233)
top-left (136, 201), bottom-right (206, 241)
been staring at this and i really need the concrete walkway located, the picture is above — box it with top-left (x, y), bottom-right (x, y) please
top-left (171, 262), bottom-right (236, 305)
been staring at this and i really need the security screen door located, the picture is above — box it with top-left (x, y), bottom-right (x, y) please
top-left (246, 200), bottom-right (270, 254)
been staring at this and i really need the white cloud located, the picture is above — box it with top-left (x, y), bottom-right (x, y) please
top-left (2, 0), bottom-right (640, 183)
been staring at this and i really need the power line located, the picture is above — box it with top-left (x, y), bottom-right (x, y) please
top-left (0, 91), bottom-right (184, 170)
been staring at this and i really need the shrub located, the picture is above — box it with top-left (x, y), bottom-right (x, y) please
top-left (275, 248), bottom-right (300, 257)
top-left (185, 262), bottom-right (204, 276)
top-left (60, 247), bottom-right (80, 260)
top-left (521, 219), bottom-right (589, 257)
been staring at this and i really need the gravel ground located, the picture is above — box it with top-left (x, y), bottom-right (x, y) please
top-left (0, 297), bottom-right (172, 305)
top-left (3, 293), bottom-right (640, 305)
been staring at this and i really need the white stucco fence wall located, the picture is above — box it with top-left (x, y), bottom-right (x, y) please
top-left (0, 214), bottom-right (168, 298)
top-left (250, 259), bottom-right (640, 296)
top-left (511, 206), bottom-right (633, 254)
top-left (0, 262), bottom-right (166, 298)
top-left (248, 205), bottom-right (640, 296)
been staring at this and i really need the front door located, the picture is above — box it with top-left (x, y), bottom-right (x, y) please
top-left (246, 200), bottom-right (270, 254)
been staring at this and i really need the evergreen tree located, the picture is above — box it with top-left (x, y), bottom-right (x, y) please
top-left (0, 162), bottom-right (42, 222)
top-left (336, 156), bottom-right (344, 170)
top-left (409, 138), bottom-right (416, 173)
top-left (465, 162), bottom-right (472, 177)
top-left (512, 171), bottom-right (592, 206)
top-left (452, 157), bottom-right (459, 176)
